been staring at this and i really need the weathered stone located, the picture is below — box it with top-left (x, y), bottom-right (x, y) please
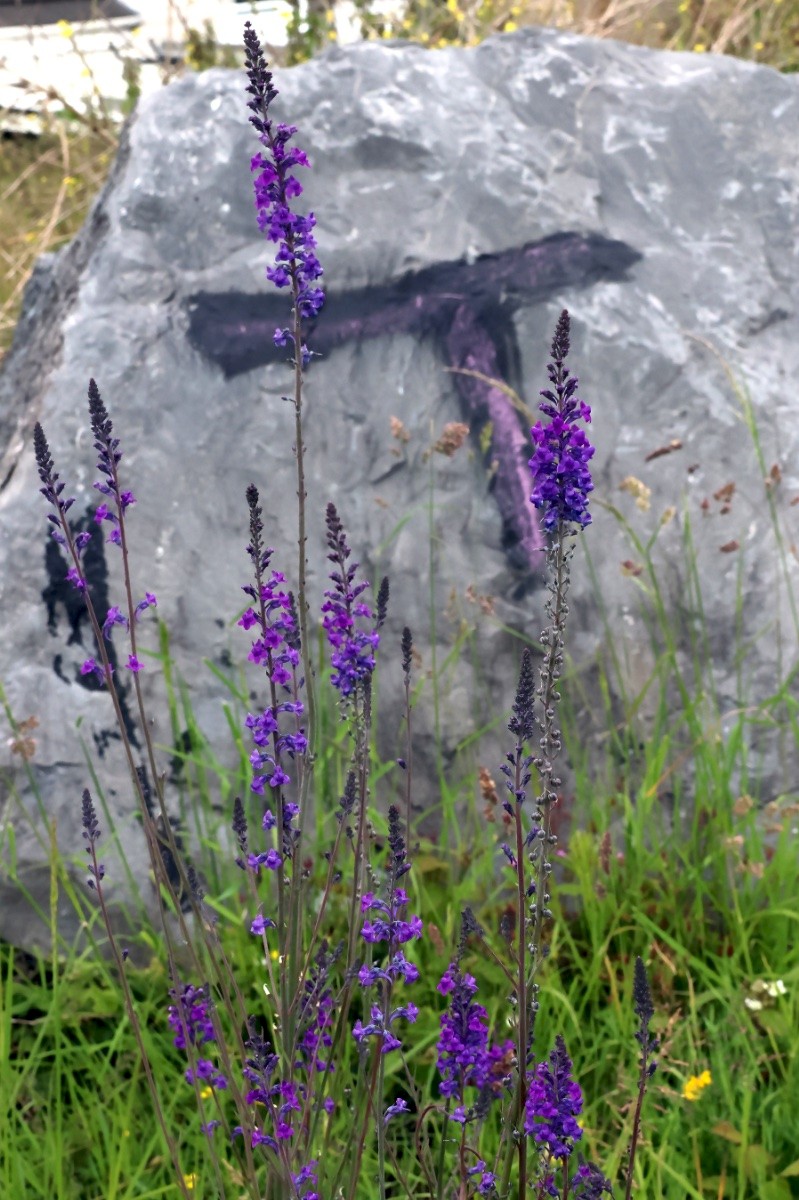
top-left (1, 28), bottom-right (797, 949)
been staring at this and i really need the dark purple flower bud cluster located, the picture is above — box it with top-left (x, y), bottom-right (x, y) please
top-left (168, 984), bottom-right (228, 1092)
top-left (322, 503), bottom-right (387, 699)
top-left (436, 964), bottom-right (514, 1123)
top-left (88, 384), bottom-right (157, 649)
top-left (34, 422), bottom-right (92, 593)
top-left (88, 378), bottom-right (152, 643)
top-left (239, 486), bottom-right (306, 797)
top-left (572, 1160), bottom-right (614, 1198)
top-left (633, 955), bottom-right (659, 1078)
top-left (244, 21), bottom-right (324, 364)
top-left (81, 788), bottom-right (105, 889)
top-left (529, 310), bottom-right (595, 532)
top-left (88, 378), bottom-right (132, 518)
top-left (33, 423), bottom-right (80, 552)
top-left (524, 1035), bottom-right (583, 1170)
top-left (500, 648), bottom-right (537, 816)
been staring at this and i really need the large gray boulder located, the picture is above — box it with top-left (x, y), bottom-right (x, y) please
top-left (1, 28), bottom-right (797, 950)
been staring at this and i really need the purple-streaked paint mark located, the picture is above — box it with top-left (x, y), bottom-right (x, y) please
top-left (186, 231), bottom-right (640, 573)
top-left (446, 303), bottom-right (545, 565)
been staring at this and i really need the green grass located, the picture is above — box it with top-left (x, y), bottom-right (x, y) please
top-left (1, 745), bottom-right (798, 1197)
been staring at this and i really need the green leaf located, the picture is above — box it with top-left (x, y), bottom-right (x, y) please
top-left (743, 1143), bottom-right (773, 1177)
top-left (753, 1008), bottom-right (792, 1038)
top-left (757, 1182), bottom-right (792, 1200)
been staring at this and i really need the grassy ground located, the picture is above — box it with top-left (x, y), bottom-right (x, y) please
top-left (2, 3), bottom-right (799, 1198)
top-left (3, 631), bottom-right (799, 1197)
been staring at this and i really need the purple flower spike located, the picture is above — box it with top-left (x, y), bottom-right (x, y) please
top-left (33, 423), bottom-right (91, 592)
top-left (88, 379), bottom-right (131, 509)
top-left (529, 310), bottom-right (595, 532)
top-left (322, 503), bottom-right (387, 698)
top-left (436, 963), bottom-right (514, 1116)
top-left (244, 21), bottom-right (324, 352)
top-left (524, 1034), bottom-right (584, 1161)
top-left (240, 484), bottom-right (306, 801)
top-left (81, 788), bottom-right (105, 889)
top-left (168, 983), bottom-right (217, 1051)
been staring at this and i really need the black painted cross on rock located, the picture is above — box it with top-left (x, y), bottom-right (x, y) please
top-left (186, 231), bottom-right (640, 573)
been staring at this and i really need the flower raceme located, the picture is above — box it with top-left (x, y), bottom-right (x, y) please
top-left (34, 385), bottom-right (157, 681)
top-left (322, 503), bottom-right (388, 698)
top-left (355, 807), bottom-right (422, 1055)
top-left (524, 1034), bottom-right (584, 1162)
top-left (168, 984), bottom-right (228, 1092)
top-left (238, 484), bottom-right (306, 798)
top-left (436, 963), bottom-right (514, 1122)
top-left (529, 309), bottom-right (595, 532)
top-left (522, 1035), bottom-right (613, 1197)
top-left (244, 20), bottom-right (324, 364)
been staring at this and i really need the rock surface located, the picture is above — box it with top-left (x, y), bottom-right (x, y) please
top-left (1, 28), bottom-right (798, 949)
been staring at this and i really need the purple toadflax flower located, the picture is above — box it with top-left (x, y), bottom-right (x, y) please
top-left (33, 385), bottom-right (156, 684)
top-left (524, 1035), bottom-right (583, 1188)
top-left (322, 503), bottom-right (388, 699)
top-left (354, 807), bottom-right (421, 1056)
top-left (294, 940), bottom-right (341, 1076)
top-left (468, 1161), bottom-right (499, 1196)
top-left (239, 484), bottom-right (306, 804)
top-left (244, 21), bottom-right (324, 365)
top-left (529, 310), bottom-right (595, 532)
top-left (436, 961), bottom-right (514, 1123)
top-left (33, 422), bottom-right (91, 592)
top-left (168, 983), bottom-right (228, 1092)
top-left (236, 1022), bottom-right (328, 1174)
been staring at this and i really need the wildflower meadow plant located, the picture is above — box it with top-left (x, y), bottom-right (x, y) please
top-left (30, 23), bottom-right (661, 1200)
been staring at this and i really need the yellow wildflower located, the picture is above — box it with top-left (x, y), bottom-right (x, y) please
top-left (682, 1070), bottom-right (712, 1100)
